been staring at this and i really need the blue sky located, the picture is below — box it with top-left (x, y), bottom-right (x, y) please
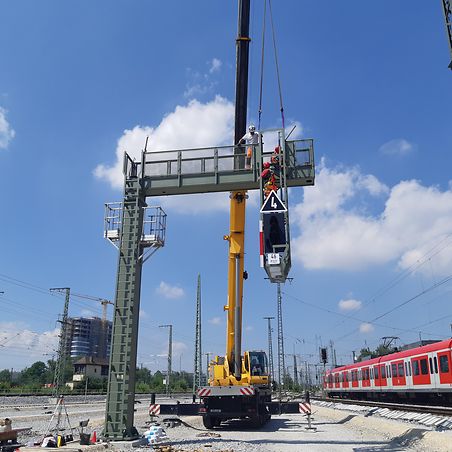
top-left (1, 1), bottom-right (452, 375)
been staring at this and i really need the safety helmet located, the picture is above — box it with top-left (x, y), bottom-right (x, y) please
top-left (249, 124), bottom-right (256, 132)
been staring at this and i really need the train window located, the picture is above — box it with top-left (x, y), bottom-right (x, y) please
top-left (412, 360), bottom-right (420, 376)
top-left (374, 366), bottom-right (379, 379)
top-left (398, 363), bottom-right (404, 377)
top-left (381, 365), bottom-right (386, 379)
top-left (434, 357), bottom-right (438, 374)
top-left (429, 358), bottom-right (433, 374)
top-left (370, 368), bottom-right (373, 380)
top-left (408, 361), bottom-right (412, 376)
top-left (391, 363), bottom-right (397, 377)
top-left (405, 362), bottom-right (408, 376)
top-left (440, 355), bottom-right (449, 373)
top-left (420, 358), bottom-right (429, 375)
top-left (387, 365), bottom-right (391, 378)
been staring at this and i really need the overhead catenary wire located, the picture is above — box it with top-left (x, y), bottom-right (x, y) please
top-left (0, 272), bottom-right (109, 318)
top-left (327, 233), bottom-right (452, 335)
top-left (284, 283), bottom-right (450, 343)
top-left (333, 274), bottom-right (452, 344)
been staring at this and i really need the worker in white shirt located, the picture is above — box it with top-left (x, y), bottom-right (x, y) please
top-left (239, 124), bottom-right (258, 169)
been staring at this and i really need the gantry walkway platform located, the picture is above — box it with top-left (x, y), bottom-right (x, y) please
top-left (132, 138), bottom-right (314, 197)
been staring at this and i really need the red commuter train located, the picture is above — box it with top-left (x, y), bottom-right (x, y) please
top-left (324, 339), bottom-right (452, 404)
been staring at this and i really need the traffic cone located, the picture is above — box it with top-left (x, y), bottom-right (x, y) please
top-left (90, 430), bottom-right (97, 444)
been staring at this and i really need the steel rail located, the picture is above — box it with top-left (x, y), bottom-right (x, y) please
top-left (313, 396), bottom-right (452, 417)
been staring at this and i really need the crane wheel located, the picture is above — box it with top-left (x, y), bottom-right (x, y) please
top-left (202, 415), bottom-right (215, 429)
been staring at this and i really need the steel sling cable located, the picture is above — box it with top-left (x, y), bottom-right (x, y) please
top-left (268, 0), bottom-right (285, 129)
top-left (257, 0), bottom-right (267, 131)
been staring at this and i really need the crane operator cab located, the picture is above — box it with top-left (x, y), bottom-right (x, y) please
top-left (243, 351), bottom-right (269, 386)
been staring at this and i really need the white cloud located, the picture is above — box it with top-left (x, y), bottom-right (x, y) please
top-left (209, 317), bottom-right (222, 325)
top-left (156, 281), bottom-right (185, 300)
top-left (379, 138), bottom-right (414, 156)
top-left (209, 58), bottom-right (222, 74)
top-left (359, 323), bottom-right (375, 333)
top-left (80, 309), bottom-right (96, 317)
top-left (173, 341), bottom-right (188, 355)
top-left (94, 97), bottom-right (236, 215)
top-left (338, 299), bottom-right (362, 311)
top-left (292, 161), bottom-right (452, 274)
top-left (139, 309), bottom-right (148, 319)
top-left (0, 322), bottom-right (59, 356)
top-left (184, 59), bottom-right (221, 98)
top-left (0, 107), bottom-right (15, 149)
top-left (159, 192), bottom-right (230, 215)
top-left (159, 341), bottom-right (187, 358)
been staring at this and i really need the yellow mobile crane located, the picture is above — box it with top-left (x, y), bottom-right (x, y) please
top-left (198, 0), bottom-right (271, 429)
top-left (152, 0), bottom-right (315, 428)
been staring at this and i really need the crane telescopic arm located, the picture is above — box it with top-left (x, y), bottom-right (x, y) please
top-left (441, 0), bottom-right (452, 69)
top-left (225, 0), bottom-right (251, 380)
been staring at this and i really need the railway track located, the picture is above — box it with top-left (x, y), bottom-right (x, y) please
top-left (313, 396), bottom-right (452, 417)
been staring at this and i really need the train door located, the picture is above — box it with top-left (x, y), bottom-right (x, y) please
top-left (404, 359), bottom-right (413, 390)
top-left (386, 363), bottom-right (392, 390)
top-left (411, 354), bottom-right (431, 386)
top-left (429, 353), bottom-right (439, 389)
top-left (327, 373), bottom-right (333, 389)
top-left (373, 365), bottom-right (380, 387)
top-left (362, 367), bottom-right (370, 388)
top-left (379, 364), bottom-right (387, 387)
top-left (391, 360), bottom-right (406, 387)
top-left (438, 350), bottom-right (452, 384)
top-left (351, 370), bottom-right (358, 388)
top-left (342, 371), bottom-right (349, 389)
top-left (334, 372), bottom-right (340, 388)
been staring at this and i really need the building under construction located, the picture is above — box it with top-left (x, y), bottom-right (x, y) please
top-left (64, 316), bottom-right (112, 360)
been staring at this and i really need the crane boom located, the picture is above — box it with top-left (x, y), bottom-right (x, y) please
top-left (441, 0), bottom-right (452, 69)
top-left (226, 0), bottom-right (251, 379)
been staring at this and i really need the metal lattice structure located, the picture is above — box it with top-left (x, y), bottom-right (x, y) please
top-left (193, 274), bottom-right (203, 394)
top-left (276, 283), bottom-right (286, 399)
top-left (264, 316), bottom-right (275, 385)
top-left (51, 287), bottom-right (70, 398)
top-left (442, 0), bottom-right (452, 69)
top-left (103, 156), bottom-right (167, 440)
top-left (160, 324), bottom-right (173, 397)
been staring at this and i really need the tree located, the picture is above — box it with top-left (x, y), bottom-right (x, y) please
top-left (136, 367), bottom-right (152, 385)
top-left (20, 361), bottom-right (48, 385)
top-left (0, 369), bottom-right (12, 383)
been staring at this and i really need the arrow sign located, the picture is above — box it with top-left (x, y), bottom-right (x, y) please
top-left (260, 190), bottom-right (287, 213)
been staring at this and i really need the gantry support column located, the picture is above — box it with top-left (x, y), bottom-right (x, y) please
top-left (104, 170), bottom-right (145, 440)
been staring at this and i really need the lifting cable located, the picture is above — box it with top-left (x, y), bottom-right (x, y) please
top-left (257, 0), bottom-right (267, 131)
top-left (258, 0), bottom-right (286, 130)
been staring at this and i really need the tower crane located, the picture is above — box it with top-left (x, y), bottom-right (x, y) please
top-left (71, 293), bottom-right (113, 322)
